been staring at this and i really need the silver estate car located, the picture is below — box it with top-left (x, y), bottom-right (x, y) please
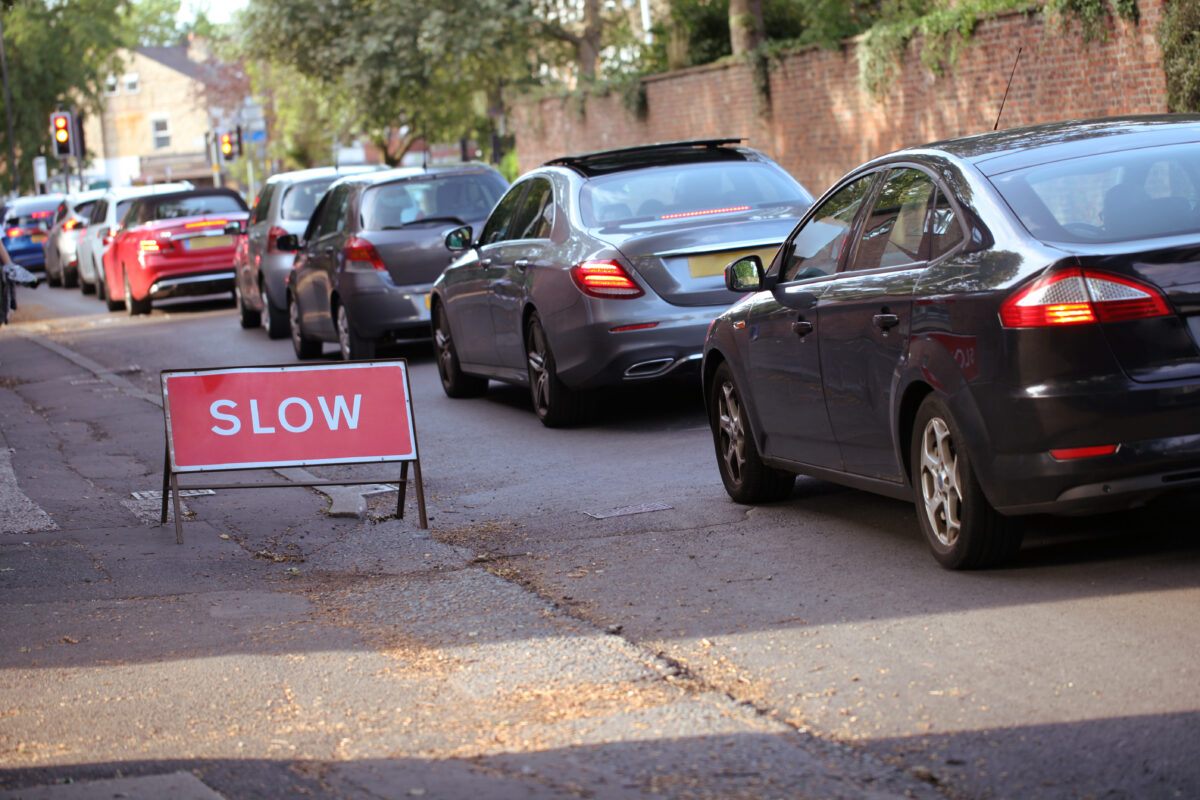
top-left (235, 166), bottom-right (379, 338)
top-left (431, 139), bottom-right (814, 427)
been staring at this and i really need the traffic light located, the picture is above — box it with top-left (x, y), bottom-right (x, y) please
top-left (51, 111), bottom-right (74, 158)
top-left (219, 130), bottom-right (235, 162)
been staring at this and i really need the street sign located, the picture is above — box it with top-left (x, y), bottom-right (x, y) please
top-left (159, 361), bottom-right (426, 542)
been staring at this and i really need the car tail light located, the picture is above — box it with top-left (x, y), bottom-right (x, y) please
top-left (139, 236), bottom-right (172, 253)
top-left (1000, 268), bottom-right (1171, 328)
top-left (64, 218), bottom-right (84, 231)
top-left (344, 237), bottom-right (386, 271)
top-left (571, 260), bottom-right (644, 299)
top-left (5, 226), bottom-right (24, 238)
top-left (266, 226), bottom-right (289, 254)
top-left (611, 322), bottom-right (659, 333)
top-left (1050, 444), bottom-right (1120, 460)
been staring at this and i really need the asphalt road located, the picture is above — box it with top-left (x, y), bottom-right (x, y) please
top-left (2, 282), bottom-right (1198, 800)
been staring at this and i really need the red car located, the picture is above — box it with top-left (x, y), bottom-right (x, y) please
top-left (107, 188), bottom-right (249, 315)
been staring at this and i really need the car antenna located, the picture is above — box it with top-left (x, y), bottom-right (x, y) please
top-left (994, 46), bottom-right (1022, 131)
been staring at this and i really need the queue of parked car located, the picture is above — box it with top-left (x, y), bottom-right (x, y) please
top-left (19, 114), bottom-right (1200, 570)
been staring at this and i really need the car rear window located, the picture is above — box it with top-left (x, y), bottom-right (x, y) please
top-left (990, 142), bottom-right (1200, 244)
top-left (143, 194), bottom-right (246, 221)
top-left (5, 200), bottom-right (60, 228)
top-left (360, 173), bottom-right (506, 230)
top-left (578, 162), bottom-right (811, 227)
top-left (280, 177), bottom-right (337, 222)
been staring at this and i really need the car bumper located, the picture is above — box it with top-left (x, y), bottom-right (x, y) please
top-left (261, 251), bottom-right (295, 311)
top-left (147, 269), bottom-right (235, 300)
top-left (340, 273), bottom-right (433, 340)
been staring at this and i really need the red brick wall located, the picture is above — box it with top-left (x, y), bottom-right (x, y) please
top-left (513, 2), bottom-right (1168, 194)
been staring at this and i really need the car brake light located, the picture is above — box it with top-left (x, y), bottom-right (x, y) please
top-left (139, 239), bottom-right (160, 252)
top-left (186, 218), bottom-right (227, 229)
top-left (266, 226), bottom-right (288, 254)
top-left (5, 227), bottom-right (23, 238)
top-left (660, 205), bottom-right (751, 220)
top-left (64, 218), bottom-right (84, 231)
top-left (1000, 268), bottom-right (1171, 328)
top-left (571, 260), bottom-right (644, 299)
top-left (345, 237), bottom-right (386, 271)
top-left (1050, 444), bottom-right (1120, 460)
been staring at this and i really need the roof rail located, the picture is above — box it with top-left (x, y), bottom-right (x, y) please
top-left (543, 138), bottom-right (745, 170)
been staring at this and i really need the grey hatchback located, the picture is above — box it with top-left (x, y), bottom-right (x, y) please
top-left (431, 139), bottom-right (814, 426)
top-left (282, 164), bottom-right (508, 360)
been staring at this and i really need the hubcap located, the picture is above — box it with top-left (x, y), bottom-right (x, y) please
top-left (261, 284), bottom-right (272, 336)
top-left (716, 380), bottom-right (746, 484)
top-left (337, 306), bottom-right (352, 360)
top-left (434, 313), bottom-right (454, 379)
top-left (289, 298), bottom-right (302, 351)
top-left (526, 324), bottom-right (549, 412)
top-left (919, 416), bottom-right (962, 547)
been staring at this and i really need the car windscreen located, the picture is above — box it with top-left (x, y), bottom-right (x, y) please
top-left (360, 173), bottom-right (507, 230)
top-left (280, 177), bottom-right (338, 222)
top-left (989, 142), bottom-right (1200, 244)
top-left (146, 194), bottom-right (247, 221)
top-left (578, 162), bottom-right (811, 227)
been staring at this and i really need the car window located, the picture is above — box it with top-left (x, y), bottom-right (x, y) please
top-left (780, 175), bottom-right (873, 282)
top-left (90, 200), bottom-right (108, 224)
top-left (116, 199), bottom-right (135, 227)
top-left (509, 178), bottom-right (554, 240)
top-left (989, 142), bottom-right (1200, 244)
top-left (75, 200), bottom-right (97, 220)
top-left (145, 194), bottom-right (246, 221)
top-left (281, 177), bottom-right (337, 222)
top-left (314, 184), bottom-right (351, 239)
top-left (847, 168), bottom-right (934, 272)
top-left (929, 189), bottom-right (964, 260)
top-left (251, 183), bottom-right (276, 224)
top-left (478, 183), bottom-right (527, 245)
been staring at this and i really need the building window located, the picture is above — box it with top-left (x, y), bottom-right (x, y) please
top-left (104, 74), bottom-right (118, 96)
top-left (124, 72), bottom-right (140, 94)
top-left (151, 117), bottom-right (170, 150)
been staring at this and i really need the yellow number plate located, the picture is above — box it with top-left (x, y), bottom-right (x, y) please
top-left (687, 246), bottom-right (778, 279)
top-left (186, 235), bottom-right (233, 251)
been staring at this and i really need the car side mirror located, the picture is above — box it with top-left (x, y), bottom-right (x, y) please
top-left (223, 220), bottom-right (245, 236)
top-left (445, 225), bottom-right (473, 252)
top-left (275, 233), bottom-right (299, 252)
top-left (725, 255), bottom-right (764, 292)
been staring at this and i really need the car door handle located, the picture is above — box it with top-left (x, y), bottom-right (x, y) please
top-left (480, 257), bottom-right (493, 267)
top-left (514, 259), bottom-right (530, 270)
top-left (792, 320), bottom-right (814, 337)
top-left (873, 313), bottom-right (900, 330)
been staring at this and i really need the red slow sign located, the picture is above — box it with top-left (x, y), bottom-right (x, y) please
top-left (162, 362), bottom-right (416, 472)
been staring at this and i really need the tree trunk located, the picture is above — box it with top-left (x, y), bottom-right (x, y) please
top-left (729, 0), bottom-right (764, 55)
top-left (577, 0), bottom-right (603, 78)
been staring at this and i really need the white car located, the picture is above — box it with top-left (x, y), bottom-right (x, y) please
top-left (43, 189), bottom-right (104, 288)
top-left (77, 182), bottom-right (193, 301)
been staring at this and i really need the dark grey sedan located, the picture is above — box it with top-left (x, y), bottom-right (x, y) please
top-left (281, 165), bottom-right (508, 360)
top-left (703, 115), bottom-right (1200, 569)
top-left (430, 139), bottom-right (814, 426)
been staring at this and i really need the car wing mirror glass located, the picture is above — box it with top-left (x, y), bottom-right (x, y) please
top-left (725, 255), bottom-right (765, 292)
top-left (445, 225), bottom-right (473, 252)
top-left (275, 233), bottom-right (300, 252)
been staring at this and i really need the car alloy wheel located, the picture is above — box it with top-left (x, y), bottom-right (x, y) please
top-left (910, 395), bottom-right (1022, 569)
top-left (262, 283), bottom-right (288, 339)
top-left (708, 362), bottom-right (794, 503)
top-left (289, 293), bottom-right (321, 359)
top-left (236, 279), bottom-right (260, 329)
top-left (337, 304), bottom-right (375, 361)
top-left (433, 303), bottom-right (487, 398)
top-left (124, 271), bottom-right (151, 315)
top-left (524, 312), bottom-right (588, 427)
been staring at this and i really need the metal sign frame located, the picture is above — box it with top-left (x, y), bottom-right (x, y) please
top-left (159, 359), bottom-right (427, 543)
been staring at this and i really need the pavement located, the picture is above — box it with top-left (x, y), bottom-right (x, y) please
top-left (0, 326), bottom-right (946, 799)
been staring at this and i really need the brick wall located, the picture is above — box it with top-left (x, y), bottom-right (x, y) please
top-left (513, 1), bottom-right (1168, 194)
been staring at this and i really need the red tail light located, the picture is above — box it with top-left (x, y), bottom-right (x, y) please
top-left (1050, 444), bottom-right (1120, 460)
top-left (344, 237), bottom-right (386, 271)
top-left (266, 226), bottom-right (289, 254)
top-left (5, 227), bottom-right (24, 238)
top-left (1000, 268), bottom-right (1171, 328)
top-left (64, 218), bottom-right (84, 231)
top-left (571, 260), bottom-right (644, 299)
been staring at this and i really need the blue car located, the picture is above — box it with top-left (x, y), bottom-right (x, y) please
top-left (2, 195), bottom-right (63, 270)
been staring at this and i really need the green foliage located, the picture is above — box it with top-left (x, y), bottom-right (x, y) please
top-left (499, 148), bottom-right (520, 182)
top-left (1044, 0), bottom-right (1138, 42)
top-left (1160, 0), bottom-right (1200, 112)
top-left (644, 0), bottom-right (809, 71)
top-left (0, 0), bottom-right (127, 193)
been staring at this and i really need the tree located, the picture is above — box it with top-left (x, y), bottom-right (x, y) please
top-left (729, 0), bottom-right (764, 55)
top-left (0, 0), bottom-right (126, 193)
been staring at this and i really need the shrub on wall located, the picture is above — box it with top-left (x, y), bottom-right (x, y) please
top-left (1160, 0), bottom-right (1200, 112)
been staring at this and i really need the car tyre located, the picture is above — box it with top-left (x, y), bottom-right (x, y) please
top-left (708, 361), bottom-right (795, 503)
top-left (124, 272), bottom-right (151, 315)
top-left (62, 265), bottom-right (77, 289)
top-left (910, 394), bottom-right (1023, 569)
top-left (433, 303), bottom-right (487, 398)
top-left (79, 274), bottom-right (94, 295)
top-left (289, 292), bottom-right (321, 360)
top-left (236, 279), bottom-right (261, 329)
top-left (337, 303), bottom-right (376, 361)
top-left (525, 312), bottom-right (589, 427)
top-left (262, 283), bottom-right (288, 339)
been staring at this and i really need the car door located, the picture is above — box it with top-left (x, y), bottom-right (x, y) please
top-left (816, 166), bottom-right (948, 481)
top-left (300, 184), bottom-right (352, 339)
top-left (744, 174), bottom-right (876, 470)
top-left (444, 181), bottom-right (528, 369)
top-left (490, 177), bottom-right (556, 371)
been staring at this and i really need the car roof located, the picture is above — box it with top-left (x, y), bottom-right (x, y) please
top-left (100, 182), bottom-right (196, 201)
top-left (8, 194), bottom-right (64, 211)
top-left (542, 139), bottom-right (762, 177)
top-left (329, 163), bottom-right (503, 191)
top-left (901, 115), bottom-right (1200, 177)
top-left (263, 165), bottom-right (380, 187)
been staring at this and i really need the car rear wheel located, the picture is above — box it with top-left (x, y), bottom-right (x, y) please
top-left (261, 283), bottom-right (288, 339)
top-left (709, 362), bottom-right (795, 503)
top-left (236, 279), bottom-right (261, 329)
top-left (79, 273), bottom-right (94, 295)
top-left (433, 303), bottom-right (487, 398)
top-left (337, 303), bottom-right (376, 361)
top-left (911, 394), bottom-right (1023, 569)
top-left (289, 292), bottom-right (321, 360)
top-left (124, 272), bottom-right (151, 315)
top-left (102, 271), bottom-right (122, 311)
top-left (525, 312), bottom-right (589, 427)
